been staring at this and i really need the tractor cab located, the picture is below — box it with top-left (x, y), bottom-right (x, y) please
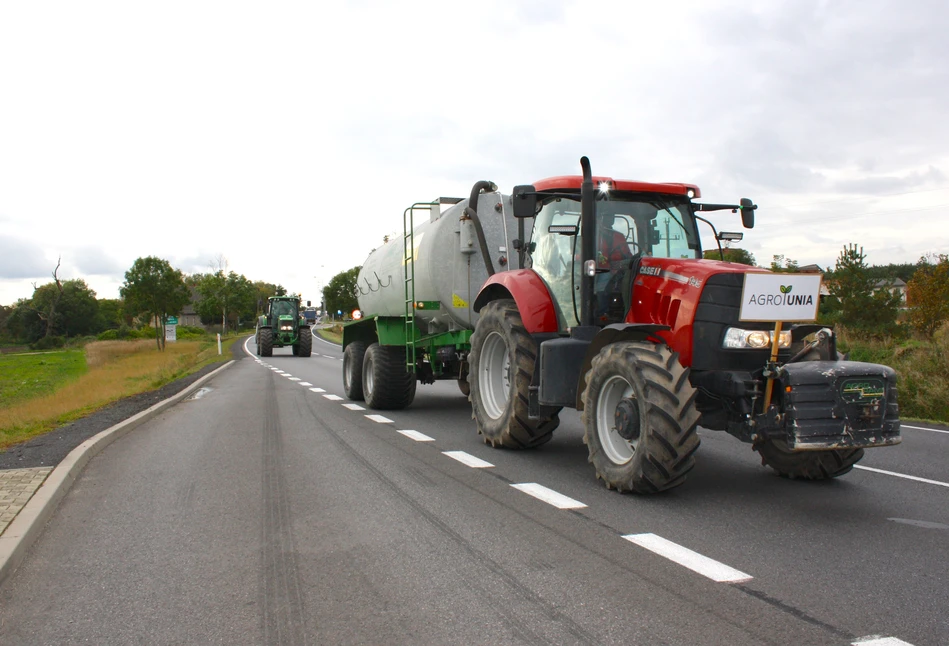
top-left (524, 187), bottom-right (701, 330)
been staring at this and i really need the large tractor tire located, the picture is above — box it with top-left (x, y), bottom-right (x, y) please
top-left (755, 439), bottom-right (864, 480)
top-left (581, 341), bottom-right (700, 493)
top-left (362, 343), bottom-right (417, 410)
top-left (259, 327), bottom-right (274, 357)
top-left (343, 341), bottom-right (367, 401)
top-left (468, 299), bottom-right (560, 449)
top-left (297, 328), bottom-right (312, 357)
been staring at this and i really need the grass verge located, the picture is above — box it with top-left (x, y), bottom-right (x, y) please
top-left (0, 337), bottom-right (237, 450)
top-left (316, 324), bottom-right (342, 345)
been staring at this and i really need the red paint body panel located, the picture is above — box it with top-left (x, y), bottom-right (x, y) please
top-left (630, 259), bottom-right (770, 366)
top-left (532, 175), bottom-right (701, 198)
top-left (478, 269), bottom-right (559, 333)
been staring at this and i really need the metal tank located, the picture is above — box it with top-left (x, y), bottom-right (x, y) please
top-left (355, 185), bottom-right (521, 336)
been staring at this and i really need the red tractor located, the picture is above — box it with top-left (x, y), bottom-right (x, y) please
top-left (466, 157), bottom-right (900, 492)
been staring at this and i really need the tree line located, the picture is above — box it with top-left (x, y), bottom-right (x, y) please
top-left (0, 256), bottom-right (291, 351)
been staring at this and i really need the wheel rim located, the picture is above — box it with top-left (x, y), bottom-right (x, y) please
top-left (479, 331), bottom-right (511, 420)
top-left (597, 375), bottom-right (637, 465)
top-left (364, 355), bottom-right (374, 396)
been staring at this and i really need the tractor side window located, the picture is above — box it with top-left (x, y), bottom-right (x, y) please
top-left (528, 199), bottom-right (581, 329)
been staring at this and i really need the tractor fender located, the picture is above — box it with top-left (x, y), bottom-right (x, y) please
top-left (575, 323), bottom-right (671, 410)
top-left (473, 269), bottom-right (559, 334)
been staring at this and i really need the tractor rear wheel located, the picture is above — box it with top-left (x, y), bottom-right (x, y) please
top-left (362, 343), bottom-right (417, 410)
top-left (259, 327), bottom-right (273, 357)
top-left (343, 341), bottom-right (367, 401)
top-left (297, 328), bottom-right (312, 357)
top-left (581, 341), bottom-right (700, 493)
top-left (755, 439), bottom-right (864, 480)
top-left (468, 299), bottom-right (559, 449)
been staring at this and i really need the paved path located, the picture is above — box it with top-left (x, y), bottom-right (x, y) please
top-left (0, 468), bottom-right (53, 535)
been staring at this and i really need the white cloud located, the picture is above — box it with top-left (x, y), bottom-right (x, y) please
top-left (1, 0), bottom-right (947, 305)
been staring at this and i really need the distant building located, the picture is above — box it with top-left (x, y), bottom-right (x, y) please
top-left (873, 278), bottom-right (907, 305)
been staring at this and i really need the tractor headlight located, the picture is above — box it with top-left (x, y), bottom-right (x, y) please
top-left (280, 324), bottom-right (293, 331)
top-left (723, 327), bottom-right (791, 349)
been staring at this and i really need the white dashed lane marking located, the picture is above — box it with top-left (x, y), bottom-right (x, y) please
top-left (288, 377), bottom-right (300, 381)
top-left (622, 533), bottom-right (752, 583)
top-left (442, 451), bottom-right (494, 468)
top-left (323, 394), bottom-right (343, 401)
top-left (342, 403), bottom-right (365, 411)
top-left (510, 483), bottom-right (587, 510)
top-left (299, 382), bottom-right (312, 386)
top-left (852, 637), bottom-right (917, 645)
top-left (398, 430), bottom-right (434, 442)
top-left (309, 387), bottom-right (325, 393)
top-left (365, 414), bottom-right (393, 424)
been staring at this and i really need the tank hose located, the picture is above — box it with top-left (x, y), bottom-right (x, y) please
top-left (464, 180), bottom-right (498, 276)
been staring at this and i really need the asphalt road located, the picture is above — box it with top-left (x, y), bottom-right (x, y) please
top-left (0, 332), bottom-right (945, 645)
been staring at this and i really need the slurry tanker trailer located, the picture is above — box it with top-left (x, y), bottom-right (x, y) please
top-left (341, 157), bottom-right (900, 493)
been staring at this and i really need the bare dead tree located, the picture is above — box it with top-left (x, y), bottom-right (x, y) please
top-left (29, 257), bottom-right (65, 338)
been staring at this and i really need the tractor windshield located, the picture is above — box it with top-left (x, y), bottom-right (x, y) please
top-left (527, 195), bottom-right (700, 328)
top-left (271, 300), bottom-right (296, 318)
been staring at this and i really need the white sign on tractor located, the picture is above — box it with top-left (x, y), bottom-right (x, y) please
top-left (739, 273), bottom-right (822, 322)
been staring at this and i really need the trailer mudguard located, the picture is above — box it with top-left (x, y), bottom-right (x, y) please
top-left (778, 360), bottom-right (901, 450)
top-left (473, 269), bottom-right (559, 334)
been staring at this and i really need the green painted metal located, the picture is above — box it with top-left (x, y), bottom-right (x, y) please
top-left (403, 201), bottom-right (439, 373)
top-left (412, 301), bottom-right (441, 311)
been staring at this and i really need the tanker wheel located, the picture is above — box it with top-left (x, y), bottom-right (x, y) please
top-left (581, 341), bottom-right (700, 493)
top-left (343, 341), bottom-right (367, 401)
top-left (468, 299), bottom-right (560, 449)
top-left (259, 327), bottom-right (273, 357)
top-left (297, 328), bottom-right (312, 357)
top-left (362, 343), bottom-right (417, 410)
top-left (755, 439), bottom-right (864, 480)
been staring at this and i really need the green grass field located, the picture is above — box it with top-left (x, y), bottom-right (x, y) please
top-left (0, 337), bottom-right (238, 450)
top-left (0, 351), bottom-right (88, 407)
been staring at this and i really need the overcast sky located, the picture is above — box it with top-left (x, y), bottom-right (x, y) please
top-left (2, 0), bottom-right (947, 307)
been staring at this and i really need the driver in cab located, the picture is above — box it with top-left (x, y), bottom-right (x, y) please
top-left (595, 211), bottom-right (635, 323)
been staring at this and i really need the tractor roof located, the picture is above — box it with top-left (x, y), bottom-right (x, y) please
top-left (532, 176), bottom-right (701, 198)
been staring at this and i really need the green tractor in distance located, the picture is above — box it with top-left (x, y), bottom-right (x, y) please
top-left (255, 295), bottom-right (312, 357)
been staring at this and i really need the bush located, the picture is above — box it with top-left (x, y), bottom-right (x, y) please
top-left (31, 335), bottom-right (66, 351)
top-left (97, 329), bottom-right (120, 341)
top-left (175, 325), bottom-right (208, 339)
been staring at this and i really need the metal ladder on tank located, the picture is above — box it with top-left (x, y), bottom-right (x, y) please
top-left (402, 204), bottom-right (421, 373)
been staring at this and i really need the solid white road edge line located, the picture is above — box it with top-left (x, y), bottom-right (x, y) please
top-left (365, 414), bottom-right (394, 424)
top-left (622, 533), bottom-right (752, 583)
top-left (853, 465), bottom-right (949, 488)
top-left (510, 483), bottom-right (587, 509)
top-left (442, 451), bottom-right (494, 468)
top-left (398, 430), bottom-right (435, 442)
top-left (901, 424), bottom-right (949, 434)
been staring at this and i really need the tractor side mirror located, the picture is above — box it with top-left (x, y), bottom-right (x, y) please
top-left (512, 185), bottom-right (538, 219)
top-left (740, 198), bottom-right (756, 229)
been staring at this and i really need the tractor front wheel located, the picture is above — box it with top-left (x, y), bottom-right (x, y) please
top-left (755, 439), bottom-right (864, 480)
top-left (297, 328), bottom-right (312, 357)
top-left (468, 299), bottom-right (559, 449)
top-left (343, 341), bottom-right (367, 401)
top-left (259, 327), bottom-right (273, 357)
top-left (362, 343), bottom-right (416, 410)
top-left (582, 341), bottom-right (700, 493)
